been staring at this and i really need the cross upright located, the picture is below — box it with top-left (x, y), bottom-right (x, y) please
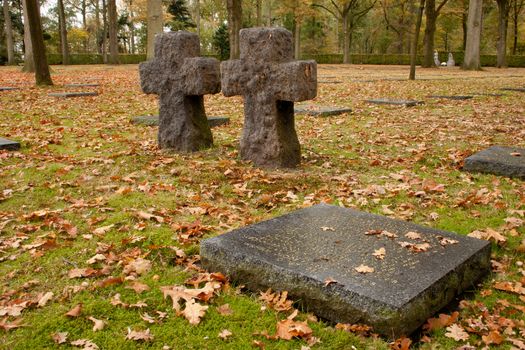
top-left (140, 31), bottom-right (220, 152)
top-left (221, 27), bottom-right (317, 168)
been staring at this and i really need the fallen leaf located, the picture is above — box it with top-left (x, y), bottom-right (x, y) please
top-left (123, 258), bottom-right (152, 276)
top-left (390, 336), bottom-right (412, 350)
top-left (444, 324), bottom-right (469, 341)
top-left (217, 304), bottom-right (233, 316)
top-left (405, 231), bottom-right (422, 240)
top-left (125, 281), bottom-right (150, 294)
top-left (182, 299), bottom-right (208, 325)
top-left (86, 254), bottom-right (106, 265)
top-left (71, 339), bottom-right (99, 349)
top-left (468, 228), bottom-right (506, 245)
top-left (87, 316), bottom-right (106, 331)
top-left (321, 226), bottom-right (335, 231)
top-left (424, 312), bottom-right (459, 331)
top-left (276, 318), bottom-right (313, 341)
top-left (373, 247), bottom-right (386, 260)
top-left (136, 211), bottom-right (164, 223)
top-left (37, 292), bottom-right (54, 307)
top-left (324, 277), bottom-right (338, 286)
top-left (0, 317), bottom-right (24, 331)
top-left (355, 264), bottom-right (374, 274)
top-left (218, 329), bottom-right (233, 340)
top-left (51, 331), bottom-right (68, 344)
top-left (126, 328), bottom-right (154, 342)
top-left (92, 224), bottom-right (114, 235)
top-left (66, 303), bottom-right (83, 317)
top-left (481, 330), bottom-right (504, 345)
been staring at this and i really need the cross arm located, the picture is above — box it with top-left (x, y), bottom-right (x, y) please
top-left (181, 57), bottom-right (221, 96)
top-left (220, 60), bottom-right (249, 97)
top-left (274, 60), bottom-right (317, 102)
top-left (139, 59), bottom-right (164, 95)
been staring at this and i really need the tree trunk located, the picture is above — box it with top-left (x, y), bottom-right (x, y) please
top-left (107, 0), bottom-right (118, 64)
top-left (294, 20), bottom-right (300, 59)
top-left (422, 0), bottom-right (437, 67)
top-left (3, 0), bottom-right (15, 65)
top-left (342, 14), bottom-right (349, 64)
top-left (256, 0), bottom-right (261, 26)
top-left (25, 0), bottom-right (52, 85)
top-left (58, 0), bottom-right (69, 65)
top-left (462, 10), bottom-right (467, 50)
top-left (21, 0), bottom-right (34, 72)
top-left (195, 0), bottom-right (200, 36)
top-left (512, 8), bottom-right (517, 54)
top-left (410, 0), bottom-right (426, 80)
top-left (496, 0), bottom-right (508, 67)
top-left (463, 0), bottom-right (482, 70)
top-left (266, 0), bottom-right (271, 26)
top-left (146, 0), bottom-right (162, 60)
top-left (95, 0), bottom-right (101, 54)
top-left (102, 0), bottom-right (107, 62)
top-left (129, 0), bottom-right (135, 53)
top-left (226, 0), bottom-right (242, 59)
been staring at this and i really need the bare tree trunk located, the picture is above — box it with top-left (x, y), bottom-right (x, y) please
top-left (146, 0), bottom-right (163, 60)
top-left (95, 0), bottom-right (101, 54)
top-left (21, 0), bottom-right (34, 72)
top-left (195, 0), bottom-right (200, 36)
top-left (107, 0), bottom-right (118, 64)
top-left (410, 0), bottom-right (426, 80)
top-left (3, 0), bottom-right (15, 65)
top-left (102, 0), bottom-right (107, 62)
top-left (25, 0), bottom-right (52, 85)
top-left (227, 0), bottom-right (242, 59)
top-left (266, 0), bottom-right (271, 26)
top-left (294, 20), bottom-right (300, 59)
top-left (422, 0), bottom-right (437, 67)
top-left (342, 14), bottom-right (349, 63)
top-left (463, 0), bottom-right (482, 70)
top-left (496, 0), bottom-right (509, 67)
top-left (129, 0), bottom-right (135, 53)
top-left (58, 0), bottom-right (70, 65)
top-left (256, 0), bottom-right (261, 26)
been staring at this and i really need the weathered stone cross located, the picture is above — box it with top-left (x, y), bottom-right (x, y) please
top-left (221, 27), bottom-right (317, 168)
top-left (139, 31), bottom-right (220, 152)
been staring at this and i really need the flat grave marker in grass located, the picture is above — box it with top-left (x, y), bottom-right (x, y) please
top-left (319, 80), bottom-right (343, 84)
top-left (294, 104), bottom-right (352, 117)
top-left (428, 95), bottom-right (474, 100)
top-left (500, 87), bottom-right (525, 93)
top-left (0, 137), bottom-right (21, 151)
top-left (463, 145), bottom-right (525, 179)
top-left (63, 83), bottom-right (100, 88)
top-left (366, 98), bottom-right (424, 107)
top-left (201, 204), bottom-right (491, 338)
top-left (131, 115), bottom-right (230, 128)
top-left (49, 92), bottom-right (98, 98)
top-left (0, 87), bottom-right (19, 91)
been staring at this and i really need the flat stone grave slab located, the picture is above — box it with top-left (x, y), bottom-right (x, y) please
top-left (201, 204), bottom-right (491, 338)
top-left (428, 95), bottom-right (473, 100)
top-left (500, 87), bottom-right (525, 93)
top-left (464, 145), bottom-right (525, 179)
top-left (470, 93), bottom-right (505, 97)
top-left (0, 87), bottom-right (18, 91)
top-left (0, 137), bottom-right (21, 151)
top-left (319, 80), bottom-right (343, 84)
top-left (366, 98), bottom-right (424, 107)
top-left (49, 92), bottom-right (98, 98)
top-left (294, 104), bottom-right (352, 117)
top-left (131, 115), bottom-right (230, 128)
top-left (64, 83), bottom-right (100, 88)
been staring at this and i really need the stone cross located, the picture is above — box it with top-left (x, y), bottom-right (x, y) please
top-left (221, 27), bottom-right (317, 168)
top-left (139, 31), bottom-right (220, 152)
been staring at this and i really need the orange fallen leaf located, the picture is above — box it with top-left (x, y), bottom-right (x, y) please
top-left (324, 277), bottom-right (338, 286)
top-left (275, 318), bottom-right (312, 341)
top-left (482, 330), bottom-right (504, 345)
top-left (66, 303), bottom-right (83, 317)
top-left (390, 336), bottom-right (412, 350)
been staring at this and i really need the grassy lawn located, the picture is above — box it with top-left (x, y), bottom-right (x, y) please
top-left (0, 64), bottom-right (524, 349)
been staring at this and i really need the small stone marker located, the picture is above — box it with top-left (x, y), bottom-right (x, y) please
top-left (446, 53), bottom-right (455, 67)
top-left (0, 137), bottom-right (20, 151)
top-left (366, 98), bottom-right (423, 107)
top-left (500, 87), bottom-right (525, 93)
top-left (49, 92), bottom-right (98, 98)
top-left (433, 51), bottom-right (440, 67)
top-left (221, 27), bottom-right (317, 168)
top-left (0, 87), bottom-right (18, 91)
top-left (140, 31), bottom-right (220, 152)
top-left (201, 204), bottom-right (491, 337)
top-left (464, 146), bottom-right (525, 179)
top-left (131, 115), bottom-right (230, 128)
top-left (428, 95), bottom-right (473, 100)
top-left (64, 83), bottom-right (100, 88)
top-left (294, 104), bottom-right (352, 117)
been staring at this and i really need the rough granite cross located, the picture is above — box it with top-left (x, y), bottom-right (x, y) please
top-left (139, 31), bottom-right (220, 152)
top-left (221, 27), bottom-right (317, 168)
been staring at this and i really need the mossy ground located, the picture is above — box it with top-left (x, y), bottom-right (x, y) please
top-left (0, 64), bottom-right (524, 349)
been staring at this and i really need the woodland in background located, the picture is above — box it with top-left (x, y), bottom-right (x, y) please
top-left (0, 0), bottom-right (525, 66)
